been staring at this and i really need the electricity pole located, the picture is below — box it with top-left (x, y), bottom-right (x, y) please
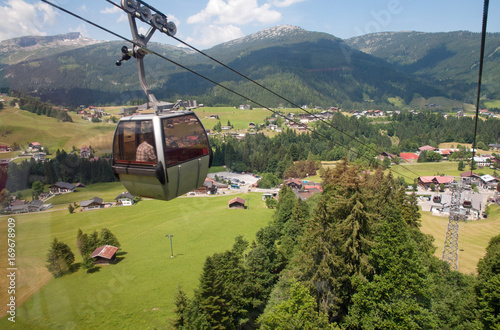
top-left (166, 234), bottom-right (174, 258)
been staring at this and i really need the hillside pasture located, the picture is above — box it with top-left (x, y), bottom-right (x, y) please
top-left (47, 182), bottom-right (127, 206)
top-left (196, 106), bottom-right (296, 131)
top-left (0, 107), bottom-right (115, 155)
top-left (0, 192), bottom-right (272, 328)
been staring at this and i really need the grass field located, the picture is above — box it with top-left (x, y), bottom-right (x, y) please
top-left (0, 192), bottom-right (272, 328)
top-left (0, 106), bottom-right (116, 155)
top-left (0, 105), bottom-right (297, 157)
top-left (196, 106), bottom-right (296, 131)
top-left (48, 182), bottom-right (127, 206)
top-left (420, 205), bottom-right (500, 275)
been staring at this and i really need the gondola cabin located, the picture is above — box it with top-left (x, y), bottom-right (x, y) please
top-left (112, 111), bottom-right (211, 200)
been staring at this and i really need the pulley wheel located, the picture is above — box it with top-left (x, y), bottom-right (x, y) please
top-left (165, 21), bottom-right (177, 36)
top-left (151, 14), bottom-right (166, 30)
top-left (121, 0), bottom-right (138, 13)
top-left (138, 6), bottom-right (152, 23)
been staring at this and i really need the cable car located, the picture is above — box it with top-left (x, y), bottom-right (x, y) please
top-left (111, 0), bottom-right (211, 200)
top-left (112, 111), bottom-right (211, 200)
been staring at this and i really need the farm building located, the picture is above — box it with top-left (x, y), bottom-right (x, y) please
top-left (399, 153), bottom-right (419, 163)
top-left (115, 192), bottom-right (134, 206)
top-left (80, 197), bottom-right (104, 211)
top-left (418, 176), bottom-right (455, 188)
top-left (480, 174), bottom-right (499, 189)
top-left (228, 197), bottom-right (246, 209)
top-left (90, 245), bottom-right (119, 265)
top-left (49, 182), bottom-right (76, 194)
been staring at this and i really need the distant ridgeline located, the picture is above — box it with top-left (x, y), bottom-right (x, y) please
top-left (6, 150), bottom-right (116, 193)
top-left (9, 90), bottom-right (73, 122)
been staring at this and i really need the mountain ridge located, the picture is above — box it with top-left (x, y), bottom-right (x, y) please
top-left (1, 26), bottom-right (496, 108)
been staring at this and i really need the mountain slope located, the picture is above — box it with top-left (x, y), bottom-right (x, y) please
top-left (346, 31), bottom-right (500, 100)
top-left (0, 27), bottom-right (443, 108)
top-left (0, 32), bottom-right (102, 65)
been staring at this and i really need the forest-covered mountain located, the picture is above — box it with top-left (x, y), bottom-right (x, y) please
top-left (0, 27), bottom-right (496, 108)
top-left (346, 31), bottom-right (500, 101)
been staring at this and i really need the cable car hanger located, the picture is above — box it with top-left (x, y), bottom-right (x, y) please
top-left (115, 0), bottom-right (178, 115)
top-left (110, 0), bottom-right (212, 201)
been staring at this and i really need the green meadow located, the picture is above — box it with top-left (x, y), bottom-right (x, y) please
top-left (0, 192), bottom-right (272, 329)
top-left (420, 205), bottom-right (500, 275)
top-left (0, 106), bottom-right (116, 155)
top-left (196, 106), bottom-right (296, 131)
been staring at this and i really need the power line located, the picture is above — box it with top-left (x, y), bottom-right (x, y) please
top-left (471, 0), bottom-right (490, 176)
top-left (42, 0), bottom-right (416, 181)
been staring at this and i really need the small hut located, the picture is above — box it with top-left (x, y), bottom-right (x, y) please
top-left (228, 197), bottom-right (246, 209)
top-left (90, 245), bottom-right (119, 265)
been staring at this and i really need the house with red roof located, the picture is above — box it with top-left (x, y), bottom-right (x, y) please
top-left (90, 245), bottom-right (119, 265)
top-left (418, 176), bottom-right (455, 188)
top-left (29, 142), bottom-right (41, 151)
top-left (399, 153), bottom-right (419, 163)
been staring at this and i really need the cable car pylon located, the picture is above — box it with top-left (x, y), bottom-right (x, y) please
top-left (441, 180), bottom-right (467, 270)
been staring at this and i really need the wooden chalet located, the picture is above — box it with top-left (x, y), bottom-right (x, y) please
top-left (115, 192), bottom-right (134, 206)
top-left (228, 197), bottom-right (246, 209)
top-left (90, 245), bottom-right (119, 265)
top-left (282, 178), bottom-right (303, 190)
top-left (49, 182), bottom-right (76, 194)
top-left (80, 197), bottom-right (104, 211)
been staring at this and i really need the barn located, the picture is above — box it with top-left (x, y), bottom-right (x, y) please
top-left (90, 245), bottom-right (119, 265)
top-left (228, 197), bottom-right (246, 209)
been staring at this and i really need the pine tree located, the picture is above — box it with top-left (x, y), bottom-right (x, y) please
top-left (475, 234), bottom-right (500, 328)
top-left (46, 238), bottom-right (75, 278)
top-left (76, 228), bottom-right (84, 257)
top-left (98, 228), bottom-right (121, 249)
top-left (173, 287), bottom-right (189, 328)
top-left (258, 281), bottom-right (331, 329)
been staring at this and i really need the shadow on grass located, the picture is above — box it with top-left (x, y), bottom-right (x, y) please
top-left (86, 266), bottom-right (101, 274)
top-left (68, 262), bottom-right (81, 274)
top-left (114, 257), bottom-right (125, 264)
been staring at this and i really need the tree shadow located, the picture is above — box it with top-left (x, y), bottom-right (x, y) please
top-left (86, 266), bottom-right (101, 274)
top-left (68, 262), bottom-right (81, 274)
top-left (116, 251), bottom-right (127, 256)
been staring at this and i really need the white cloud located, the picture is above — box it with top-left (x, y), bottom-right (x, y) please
top-left (0, 0), bottom-right (57, 41)
top-left (271, 0), bottom-right (307, 8)
top-left (187, 0), bottom-right (281, 25)
top-left (78, 4), bottom-right (87, 12)
top-left (100, 6), bottom-right (122, 14)
top-left (117, 13), bottom-right (128, 23)
top-left (186, 24), bottom-right (244, 48)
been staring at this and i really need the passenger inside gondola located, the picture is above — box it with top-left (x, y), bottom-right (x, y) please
top-left (136, 131), bottom-right (157, 163)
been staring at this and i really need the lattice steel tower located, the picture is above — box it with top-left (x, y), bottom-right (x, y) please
top-left (441, 181), bottom-right (467, 270)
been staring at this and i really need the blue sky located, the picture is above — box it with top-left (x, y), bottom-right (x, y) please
top-left (1, 0), bottom-right (500, 49)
